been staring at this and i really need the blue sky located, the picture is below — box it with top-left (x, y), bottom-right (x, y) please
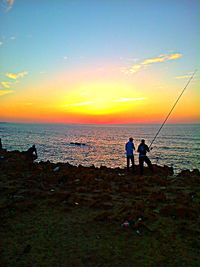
top-left (1, 0), bottom-right (199, 72)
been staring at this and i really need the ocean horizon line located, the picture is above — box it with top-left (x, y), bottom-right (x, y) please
top-left (1, 121), bottom-right (199, 126)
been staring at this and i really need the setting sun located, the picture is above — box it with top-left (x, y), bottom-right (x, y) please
top-left (60, 82), bottom-right (146, 116)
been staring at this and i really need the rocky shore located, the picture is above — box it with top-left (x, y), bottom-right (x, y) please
top-left (0, 150), bottom-right (200, 266)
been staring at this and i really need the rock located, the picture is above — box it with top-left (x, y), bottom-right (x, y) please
top-left (160, 205), bottom-right (197, 220)
top-left (191, 169), bottom-right (200, 176)
top-left (149, 191), bottom-right (167, 202)
top-left (53, 166), bottom-right (60, 172)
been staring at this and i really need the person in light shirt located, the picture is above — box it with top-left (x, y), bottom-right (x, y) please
top-left (125, 137), bottom-right (135, 172)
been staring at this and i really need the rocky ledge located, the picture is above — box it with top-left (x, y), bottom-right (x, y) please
top-left (0, 149), bottom-right (200, 266)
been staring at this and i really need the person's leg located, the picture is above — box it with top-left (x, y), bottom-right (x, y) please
top-left (127, 156), bottom-right (130, 171)
top-left (139, 157), bottom-right (144, 175)
top-left (130, 155), bottom-right (135, 172)
top-left (144, 156), bottom-right (153, 172)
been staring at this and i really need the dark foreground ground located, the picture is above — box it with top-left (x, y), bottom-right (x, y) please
top-left (0, 150), bottom-right (200, 267)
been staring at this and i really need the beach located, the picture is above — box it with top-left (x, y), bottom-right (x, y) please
top-left (0, 149), bottom-right (200, 266)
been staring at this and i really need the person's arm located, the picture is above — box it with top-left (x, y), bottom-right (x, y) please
top-left (125, 143), bottom-right (128, 152)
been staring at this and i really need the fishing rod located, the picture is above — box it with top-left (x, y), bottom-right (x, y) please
top-left (149, 69), bottom-right (197, 149)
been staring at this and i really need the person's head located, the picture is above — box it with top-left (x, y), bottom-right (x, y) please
top-left (141, 139), bottom-right (145, 144)
top-left (129, 137), bottom-right (133, 142)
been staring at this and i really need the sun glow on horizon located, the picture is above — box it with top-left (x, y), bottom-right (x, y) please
top-left (0, 70), bottom-right (199, 124)
top-left (60, 82), bottom-right (146, 115)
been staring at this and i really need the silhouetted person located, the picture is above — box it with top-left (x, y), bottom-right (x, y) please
top-left (137, 139), bottom-right (153, 175)
top-left (0, 138), bottom-right (2, 150)
top-left (26, 145), bottom-right (38, 161)
top-left (125, 137), bottom-right (135, 172)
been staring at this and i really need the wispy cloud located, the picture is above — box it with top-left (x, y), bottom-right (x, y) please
top-left (142, 53), bottom-right (182, 65)
top-left (0, 0), bottom-right (15, 12)
top-left (122, 53), bottom-right (182, 75)
top-left (121, 65), bottom-right (143, 75)
top-left (176, 74), bottom-right (191, 79)
top-left (6, 71), bottom-right (28, 80)
top-left (129, 64), bottom-right (142, 74)
top-left (0, 89), bottom-right (13, 96)
top-left (0, 71), bottom-right (28, 94)
top-left (0, 81), bottom-right (11, 88)
top-left (113, 97), bottom-right (145, 102)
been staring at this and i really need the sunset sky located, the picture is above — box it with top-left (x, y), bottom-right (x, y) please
top-left (0, 0), bottom-right (199, 124)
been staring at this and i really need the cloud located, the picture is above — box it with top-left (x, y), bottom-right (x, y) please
top-left (129, 64), bottom-right (142, 74)
top-left (142, 57), bottom-right (166, 65)
top-left (113, 97), bottom-right (145, 102)
top-left (167, 53), bottom-right (182, 60)
top-left (0, 0), bottom-right (15, 12)
top-left (0, 89), bottom-right (13, 96)
top-left (142, 53), bottom-right (182, 65)
top-left (122, 53), bottom-right (182, 75)
top-left (175, 74), bottom-right (191, 79)
top-left (175, 71), bottom-right (195, 80)
top-left (176, 75), bottom-right (190, 79)
top-left (0, 71), bottom-right (28, 93)
top-left (0, 81), bottom-right (11, 88)
top-left (121, 65), bottom-right (142, 74)
top-left (6, 71), bottom-right (28, 80)
top-left (0, 41), bottom-right (3, 46)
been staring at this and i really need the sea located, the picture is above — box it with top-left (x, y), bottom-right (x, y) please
top-left (0, 123), bottom-right (199, 173)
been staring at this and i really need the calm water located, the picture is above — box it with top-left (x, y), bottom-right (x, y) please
top-left (0, 123), bottom-right (199, 172)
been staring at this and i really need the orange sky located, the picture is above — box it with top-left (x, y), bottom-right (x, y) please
top-left (0, 66), bottom-right (199, 124)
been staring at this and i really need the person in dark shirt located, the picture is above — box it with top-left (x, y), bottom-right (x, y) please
top-left (26, 145), bottom-right (38, 160)
top-left (0, 138), bottom-right (2, 150)
top-left (137, 139), bottom-right (153, 175)
top-left (125, 137), bottom-right (135, 172)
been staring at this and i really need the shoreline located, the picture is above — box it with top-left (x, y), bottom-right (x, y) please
top-left (0, 148), bottom-right (199, 177)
